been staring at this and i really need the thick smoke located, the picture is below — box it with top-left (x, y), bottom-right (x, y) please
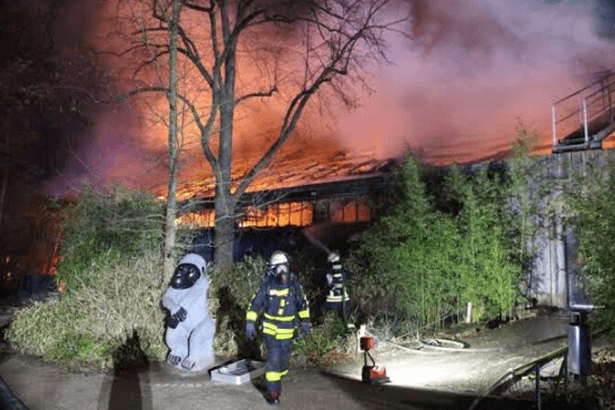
top-left (42, 0), bottom-right (615, 197)
top-left (337, 0), bottom-right (615, 164)
top-left (43, 109), bottom-right (163, 197)
top-left (592, 0), bottom-right (615, 41)
top-left (40, 0), bottom-right (167, 196)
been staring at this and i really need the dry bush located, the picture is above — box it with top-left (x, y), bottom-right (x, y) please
top-left (207, 256), bottom-right (267, 358)
top-left (7, 247), bottom-right (167, 371)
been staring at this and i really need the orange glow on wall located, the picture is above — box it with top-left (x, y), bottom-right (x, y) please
top-left (241, 202), bottom-right (314, 228)
top-left (602, 131), bottom-right (615, 149)
top-left (175, 202), bottom-right (314, 228)
top-left (176, 196), bottom-right (371, 229)
top-left (330, 197), bottom-right (371, 223)
top-left (176, 210), bottom-right (215, 228)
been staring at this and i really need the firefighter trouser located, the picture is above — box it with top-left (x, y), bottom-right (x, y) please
top-left (263, 334), bottom-right (293, 393)
top-left (325, 299), bottom-right (352, 319)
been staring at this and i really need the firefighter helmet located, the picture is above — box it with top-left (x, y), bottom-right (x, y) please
top-left (269, 251), bottom-right (290, 284)
top-left (270, 251), bottom-right (289, 266)
top-left (327, 252), bottom-right (340, 264)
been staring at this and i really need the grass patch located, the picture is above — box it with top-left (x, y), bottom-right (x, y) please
top-left (293, 312), bottom-right (357, 366)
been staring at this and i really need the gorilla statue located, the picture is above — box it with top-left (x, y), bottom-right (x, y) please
top-left (162, 253), bottom-right (215, 372)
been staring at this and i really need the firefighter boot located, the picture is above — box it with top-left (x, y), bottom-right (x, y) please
top-left (266, 390), bottom-right (280, 405)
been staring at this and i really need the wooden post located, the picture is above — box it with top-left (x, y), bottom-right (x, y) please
top-left (552, 104), bottom-right (557, 146)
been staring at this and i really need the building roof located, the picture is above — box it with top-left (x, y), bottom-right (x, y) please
top-left (174, 149), bottom-right (400, 206)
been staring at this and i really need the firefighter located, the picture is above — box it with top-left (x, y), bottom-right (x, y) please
top-left (245, 251), bottom-right (311, 405)
top-left (324, 252), bottom-right (353, 323)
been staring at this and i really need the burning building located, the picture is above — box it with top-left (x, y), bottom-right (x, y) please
top-left (173, 149), bottom-right (400, 229)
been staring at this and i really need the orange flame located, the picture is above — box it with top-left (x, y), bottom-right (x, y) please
top-left (176, 196), bottom-right (371, 228)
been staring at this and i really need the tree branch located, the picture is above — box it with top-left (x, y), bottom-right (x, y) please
top-left (234, 85), bottom-right (315, 198)
top-left (182, 0), bottom-right (213, 14)
top-left (122, 85), bottom-right (220, 170)
top-left (176, 43), bottom-right (214, 87)
top-left (232, 0), bottom-right (397, 197)
top-left (235, 85), bottom-right (278, 105)
top-left (232, 6), bottom-right (268, 37)
top-left (132, 50), bottom-right (170, 80)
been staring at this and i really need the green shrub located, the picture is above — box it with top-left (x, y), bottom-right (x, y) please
top-left (356, 154), bottom-right (461, 327)
top-left (207, 256), bottom-right (267, 358)
top-left (565, 161), bottom-right (615, 335)
top-left (56, 183), bottom-right (165, 294)
top-left (293, 312), bottom-right (356, 365)
top-left (446, 165), bottom-right (521, 320)
top-left (354, 152), bottom-right (523, 330)
top-left (7, 185), bottom-right (169, 370)
top-left (8, 246), bottom-right (167, 370)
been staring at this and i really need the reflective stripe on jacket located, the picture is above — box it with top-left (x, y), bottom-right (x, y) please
top-left (326, 265), bottom-right (350, 304)
top-left (246, 275), bottom-right (310, 340)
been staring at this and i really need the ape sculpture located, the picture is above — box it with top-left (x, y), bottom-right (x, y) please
top-left (162, 253), bottom-right (215, 372)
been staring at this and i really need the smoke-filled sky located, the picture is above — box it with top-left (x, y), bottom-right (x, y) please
top-left (42, 0), bottom-right (615, 196)
top-left (336, 0), bottom-right (615, 162)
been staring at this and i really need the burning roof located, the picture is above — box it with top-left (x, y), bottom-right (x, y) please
top-left (171, 148), bottom-right (399, 203)
top-left (166, 148), bottom-right (400, 229)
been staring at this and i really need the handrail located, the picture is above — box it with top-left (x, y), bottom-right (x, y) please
top-left (552, 70), bottom-right (615, 147)
top-left (469, 326), bottom-right (609, 410)
top-left (552, 71), bottom-right (615, 105)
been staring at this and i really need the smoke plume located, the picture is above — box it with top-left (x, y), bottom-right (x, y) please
top-left (337, 0), bottom-right (615, 164)
top-left (41, 0), bottom-right (615, 196)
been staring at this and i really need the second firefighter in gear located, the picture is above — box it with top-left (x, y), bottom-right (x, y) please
top-left (324, 252), bottom-right (353, 320)
top-left (245, 251), bottom-right (311, 405)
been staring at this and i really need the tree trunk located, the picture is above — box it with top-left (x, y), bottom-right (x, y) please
top-left (213, 30), bottom-right (237, 271)
top-left (213, 115), bottom-right (235, 270)
top-left (163, 0), bottom-right (182, 283)
top-left (213, 198), bottom-right (235, 271)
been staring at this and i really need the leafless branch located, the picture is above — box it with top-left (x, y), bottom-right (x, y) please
top-left (176, 47), bottom-right (214, 87)
top-left (235, 85), bottom-right (278, 105)
top-left (132, 50), bottom-right (170, 80)
top-left (123, 85), bottom-right (220, 169)
top-left (131, 26), bottom-right (168, 36)
top-left (182, 0), bottom-right (213, 14)
top-left (231, 0), bottom-right (398, 198)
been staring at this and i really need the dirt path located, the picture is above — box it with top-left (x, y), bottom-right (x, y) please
top-left (0, 309), bottom-right (609, 410)
top-left (0, 353), bottom-right (529, 410)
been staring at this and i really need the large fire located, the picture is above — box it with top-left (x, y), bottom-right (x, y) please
top-left (6, 0), bottom-right (615, 296)
top-left (176, 196), bottom-right (372, 228)
top-left (171, 147), bottom-right (385, 228)
top-left (43, 0), bottom-right (615, 231)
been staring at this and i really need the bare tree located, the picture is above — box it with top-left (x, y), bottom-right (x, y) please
top-left (116, 0), bottom-right (404, 270)
top-left (109, 0), bottom-right (191, 280)
top-left (162, 0), bottom-right (182, 280)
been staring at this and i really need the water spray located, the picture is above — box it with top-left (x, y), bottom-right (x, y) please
top-left (301, 224), bottom-right (332, 254)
